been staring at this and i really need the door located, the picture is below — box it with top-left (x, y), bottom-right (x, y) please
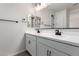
top-left (26, 35), bottom-right (31, 53)
top-left (54, 9), bottom-right (67, 28)
top-left (29, 39), bottom-right (36, 56)
top-left (37, 42), bottom-right (48, 56)
top-left (37, 42), bottom-right (68, 56)
top-left (26, 34), bottom-right (36, 56)
top-left (46, 47), bottom-right (68, 56)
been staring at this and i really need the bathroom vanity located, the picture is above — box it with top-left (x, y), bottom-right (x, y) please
top-left (25, 3), bottom-right (79, 56)
top-left (25, 31), bottom-right (79, 56)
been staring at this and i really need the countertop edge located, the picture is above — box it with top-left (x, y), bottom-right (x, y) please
top-left (25, 32), bottom-right (79, 48)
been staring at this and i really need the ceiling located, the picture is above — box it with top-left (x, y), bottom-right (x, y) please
top-left (33, 3), bottom-right (79, 12)
top-left (47, 3), bottom-right (76, 11)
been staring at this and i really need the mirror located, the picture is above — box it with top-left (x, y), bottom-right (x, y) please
top-left (28, 3), bottom-right (79, 29)
top-left (34, 4), bottom-right (55, 28)
top-left (34, 3), bottom-right (71, 29)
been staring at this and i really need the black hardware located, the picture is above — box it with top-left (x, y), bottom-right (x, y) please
top-left (0, 19), bottom-right (18, 23)
top-left (49, 51), bottom-right (51, 56)
top-left (47, 50), bottom-right (49, 56)
top-left (28, 40), bottom-right (31, 44)
top-left (37, 29), bottom-right (40, 33)
top-left (55, 29), bottom-right (61, 35)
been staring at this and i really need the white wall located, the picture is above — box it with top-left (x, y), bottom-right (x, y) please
top-left (69, 8), bottom-right (79, 28)
top-left (0, 3), bottom-right (34, 56)
top-left (0, 3), bottom-right (34, 20)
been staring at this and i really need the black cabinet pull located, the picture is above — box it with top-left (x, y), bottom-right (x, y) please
top-left (47, 50), bottom-right (49, 56)
top-left (28, 40), bottom-right (31, 44)
top-left (47, 50), bottom-right (51, 56)
top-left (49, 51), bottom-right (51, 56)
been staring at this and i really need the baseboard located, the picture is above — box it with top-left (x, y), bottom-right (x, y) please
top-left (26, 50), bottom-right (32, 56)
top-left (8, 49), bottom-right (26, 56)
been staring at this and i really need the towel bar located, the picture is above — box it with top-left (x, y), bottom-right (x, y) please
top-left (0, 19), bottom-right (18, 23)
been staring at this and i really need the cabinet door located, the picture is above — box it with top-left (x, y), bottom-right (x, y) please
top-left (47, 47), bottom-right (68, 56)
top-left (26, 35), bottom-right (31, 53)
top-left (26, 34), bottom-right (36, 56)
top-left (37, 42), bottom-right (47, 56)
top-left (29, 39), bottom-right (36, 56)
top-left (37, 42), bottom-right (68, 56)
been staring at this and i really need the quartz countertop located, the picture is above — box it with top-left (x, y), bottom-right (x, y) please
top-left (25, 30), bottom-right (79, 47)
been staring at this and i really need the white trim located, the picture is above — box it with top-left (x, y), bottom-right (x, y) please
top-left (8, 49), bottom-right (26, 56)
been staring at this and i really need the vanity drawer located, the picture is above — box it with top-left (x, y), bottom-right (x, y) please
top-left (37, 36), bottom-right (79, 56)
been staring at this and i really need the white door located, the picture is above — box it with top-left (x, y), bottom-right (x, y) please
top-left (26, 35), bottom-right (31, 53)
top-left (26, 34), bottom-right (36, 56)
top-left (29, 39), bottom-right (36, 56)
top-left (37, 42), bottom-right (68, 56)
top-left (54, 9), bottom-right (67, 28)
top-left (47, 47), bottom-right (68, 56)
top-left (37, 42), bottom-right (47, 56)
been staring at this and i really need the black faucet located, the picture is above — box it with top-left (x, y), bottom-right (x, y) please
top-left (35, 29), bottom-right (40, 33)
top-left (55, 29), bottom-right (61, 35)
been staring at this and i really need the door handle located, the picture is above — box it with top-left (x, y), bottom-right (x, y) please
top-left (49, 51), bottom-right (51, 56)
top-left (28, 40), bottom-right (31, 44)
top-left (47, 50), bottom-right (49, 56)
top-left (47, 50), bottom-right (51, 56)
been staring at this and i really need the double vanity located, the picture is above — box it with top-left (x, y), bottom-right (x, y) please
top-left (25, 30), bottom-right (79, 56)
top-left (25, 3), bottom-right (79, 56)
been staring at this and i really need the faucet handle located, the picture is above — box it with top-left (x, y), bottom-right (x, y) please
top-left (55, 29), bottom-right (62, 35)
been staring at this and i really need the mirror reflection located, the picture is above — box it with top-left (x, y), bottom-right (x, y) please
top-left (27, 3), bottom-right (79, 29)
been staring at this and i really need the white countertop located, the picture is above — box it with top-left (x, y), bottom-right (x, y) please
top-left (25, 30), bottom-right (79, 47)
